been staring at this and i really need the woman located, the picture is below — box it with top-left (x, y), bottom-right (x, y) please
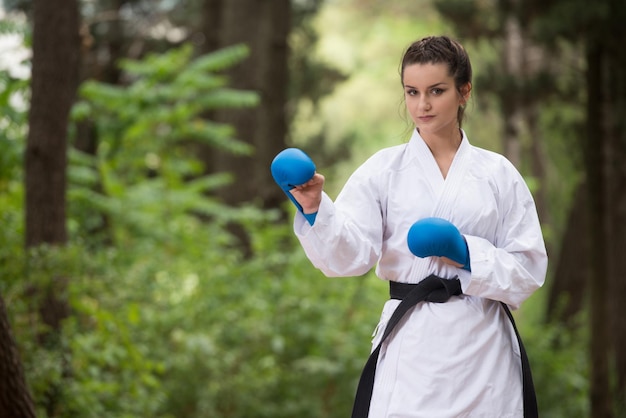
top-left (275, 35), bottom-right (547, 418)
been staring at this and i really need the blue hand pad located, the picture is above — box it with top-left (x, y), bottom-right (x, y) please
top-left (270, 148), bottom-right (316, 219)
top-left (407, 217), bottom-right (470, 271)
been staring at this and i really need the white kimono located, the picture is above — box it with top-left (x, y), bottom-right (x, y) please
top-left (293, 129), bottom-right (548, 418)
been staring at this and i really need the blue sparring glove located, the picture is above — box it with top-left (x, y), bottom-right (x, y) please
top-left (407, 217), bottom-right (471, 271)
top-left (270, 148), bottom-right (317, 225)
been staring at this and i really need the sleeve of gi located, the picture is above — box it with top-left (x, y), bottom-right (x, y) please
top-left (292, 164), bottom-right (384, 277)
top-left (461, 161), bottom-right (548, 310)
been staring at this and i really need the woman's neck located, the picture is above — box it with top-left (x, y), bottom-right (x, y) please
top-left (419, 127), bottom-right (462, 156)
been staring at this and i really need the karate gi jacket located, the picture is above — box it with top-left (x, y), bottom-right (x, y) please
top-left (293, 129), bottom-right (548, 418)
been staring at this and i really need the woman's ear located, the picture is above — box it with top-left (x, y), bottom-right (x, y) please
top-left (460, 82), bottom-right (472, 104)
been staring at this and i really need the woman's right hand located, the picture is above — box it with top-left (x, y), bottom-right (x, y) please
top-left (290, 173), bottom-right (325, 214)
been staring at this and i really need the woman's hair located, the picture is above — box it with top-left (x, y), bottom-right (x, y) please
top-left (400, 36), bottom-right (472, 126)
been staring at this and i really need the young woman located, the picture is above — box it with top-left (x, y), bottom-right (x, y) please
top-left (274, 35), bottom-right (547, 418)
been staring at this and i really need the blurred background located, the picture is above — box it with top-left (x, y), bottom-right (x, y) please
top-left (0, 0), bottom-right (625, 417)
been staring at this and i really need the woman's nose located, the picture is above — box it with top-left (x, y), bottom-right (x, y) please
top-left (415, 93), bottom-right (430, 110)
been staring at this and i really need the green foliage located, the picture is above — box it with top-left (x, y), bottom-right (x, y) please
top-left (0, 69), bottom-right (28, 191)
top-left (517, 290), bottom-right (589, 417)
top-left (68, 43), bottom-right (260, 243)
top-left (74, 43), bottom-right (258, 169)
top-left (3, 194), bottom-right (388, 417)
top-left (529, 318), bottom-right (590, 417)
top-left (90, 217), bottom-right (386, 418)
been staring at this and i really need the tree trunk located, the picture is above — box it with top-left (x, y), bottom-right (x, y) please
top-left (605, 0), bottom-right (626, 403)
top-left (26, 0), bottom-right (80, 247)
top-left (584, 1), bottom-right (626, 413)
top-left (501, 10), bottom-right (523, 168)
top-left (585, 39), bottom-right (613, 418)
top-left (198, 0), bottom-right (291, 254)
top-left (547, 182), bottom-right (588, 323)
top-left (0, 294), bottom-right (37, 418)
top-left (26, 0), bottom-right (79, 333)
top-left (199, 0), bottom-right (291, 210)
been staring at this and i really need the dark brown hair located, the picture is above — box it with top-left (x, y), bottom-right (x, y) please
top-left (400, 36), bottom-right (472, 126)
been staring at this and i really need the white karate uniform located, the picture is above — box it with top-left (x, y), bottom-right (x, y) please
top-left (293, 129), bottom-right (548, 418)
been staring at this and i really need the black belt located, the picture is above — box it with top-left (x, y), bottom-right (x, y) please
top-left (350, 275), bottom-right (538, 418)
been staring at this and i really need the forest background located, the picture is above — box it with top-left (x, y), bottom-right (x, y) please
top-left (1, 0), bottom-right (625, 417)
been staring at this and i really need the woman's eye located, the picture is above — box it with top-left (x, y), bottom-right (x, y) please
top-left (431, 88), bottom-right (444, 95)
top-left (406, 89), bottom-right (418, 96)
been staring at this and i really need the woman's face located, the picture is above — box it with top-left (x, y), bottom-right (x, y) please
top-left (402, 62), bottom-right (469, 137)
